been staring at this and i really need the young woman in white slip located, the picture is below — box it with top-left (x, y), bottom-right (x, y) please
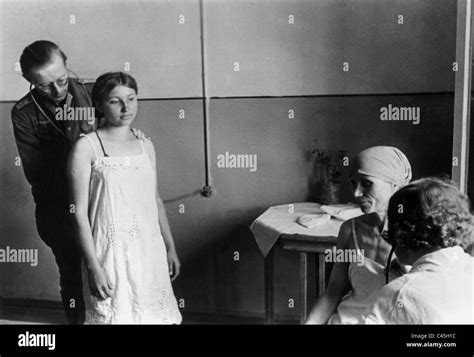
top-left (68, 72), bottom-right (182, 324)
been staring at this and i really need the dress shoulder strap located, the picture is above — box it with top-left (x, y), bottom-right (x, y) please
top-left (80, 133), bottom-right (98, 159)
top-left (351, 219), bottom-right (361, 252)
top-left (139, 138), bottom-right (146, 154)
top-left (95, 131), bottom-right (109, 157)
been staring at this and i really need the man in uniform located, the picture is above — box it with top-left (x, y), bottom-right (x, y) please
top-left (11, 40), bottom-right (96, 324)
top-left (11, 40), bottom-right (145, 324)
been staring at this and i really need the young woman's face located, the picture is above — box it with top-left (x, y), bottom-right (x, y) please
top-left (101, 85), bottom-right (138, 127)
top-left (350, 175), bottom-right (397, 214)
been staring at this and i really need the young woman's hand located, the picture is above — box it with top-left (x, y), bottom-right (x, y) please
top-left (88, 266), bottom-right (114, 300)
top-left (167, 249), bottom-right (181, 282)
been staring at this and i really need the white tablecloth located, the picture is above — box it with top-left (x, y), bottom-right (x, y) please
top-left (250, 202), bottom-right (356, 257)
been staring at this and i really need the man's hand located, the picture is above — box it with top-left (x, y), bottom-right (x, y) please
top-left (130, 127), bottom-right (149, 140)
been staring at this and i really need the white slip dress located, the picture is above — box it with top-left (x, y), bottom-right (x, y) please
top-left (80, 133), bottom-right (182, 324)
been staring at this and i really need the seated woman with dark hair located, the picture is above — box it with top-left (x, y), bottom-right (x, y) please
top-left (361, 177), bottom-right (474, 324)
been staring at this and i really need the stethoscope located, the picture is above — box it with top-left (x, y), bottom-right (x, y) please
top-left (29, 69), bottom-right (86, 139)
top-left (381, 220), bottom-right (397, 284)
top-left (384, 244), bottom-right (397, 284)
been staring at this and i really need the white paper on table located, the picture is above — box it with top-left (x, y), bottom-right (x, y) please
top-left (320, 203), bottom-right (363, 221)
top-left (250, 203), bottom-right (352, 257)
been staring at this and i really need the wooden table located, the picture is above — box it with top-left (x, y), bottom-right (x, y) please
top-left (264, 233), bottom-right (337, 324)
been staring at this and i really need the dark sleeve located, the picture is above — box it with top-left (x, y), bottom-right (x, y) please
top-left (11, 106), bottom-right (43, 187)
top-left (84, 82), bottom-right (94, 98)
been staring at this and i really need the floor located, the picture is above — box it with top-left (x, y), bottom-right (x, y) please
top-left (0, 304), bottom-right (65, 324)
top-left (0, 298), bottom-right (299, 324)
top-left (0, 311), bottom-right (296, 325)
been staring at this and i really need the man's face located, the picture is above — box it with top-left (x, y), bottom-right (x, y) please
top-left (27, 53), bottom-right (69, 104)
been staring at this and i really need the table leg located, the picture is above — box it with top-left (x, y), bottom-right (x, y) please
top-left (317, 253), bottom-right (326, 297)
top-left (264, 248), bottom-right (275, 324)
top-left (299, 252), bottom-right (308, 324)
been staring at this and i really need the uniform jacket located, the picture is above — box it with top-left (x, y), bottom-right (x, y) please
top-left (11, 78), bottom-right (96, 204)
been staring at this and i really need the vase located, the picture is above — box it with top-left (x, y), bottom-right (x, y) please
top-left (319, 180), bottom-right (340, 205)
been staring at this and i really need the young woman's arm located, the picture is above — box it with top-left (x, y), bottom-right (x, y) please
top-left (67, 136), bottom-right (113, 300)
top-left (305, 220), bottom-right (353, 324)
top-left (144, 139), bottom-right (181, 281)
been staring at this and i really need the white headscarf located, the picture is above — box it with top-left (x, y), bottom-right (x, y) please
top-left (350, 146), bottom-right (412, 187)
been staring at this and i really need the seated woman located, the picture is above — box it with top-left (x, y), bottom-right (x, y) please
top-left (67, 72), bottom-right (182, 324)
top-left (305, 146), bottom-right (412, 324)
top-left (361, 177), bottom-right (473, 324)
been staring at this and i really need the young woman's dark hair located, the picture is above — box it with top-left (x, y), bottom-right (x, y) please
top-left (20, 40), bottom-right (67, 76)
top-left (91, 72), bottom-right (138, 121)
top-left (386, 177), bottom-right (473, 251)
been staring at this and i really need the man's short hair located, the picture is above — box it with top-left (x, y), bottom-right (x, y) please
top-left (20, 40), bottom-right (67, 77)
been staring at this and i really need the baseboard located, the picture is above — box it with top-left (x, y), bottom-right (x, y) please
top-left (0, 297), bottom-right (299, 324)
top-left (0, 297), bottom-right (63, 310)
top-left (0, 297), bottom-right (65, 324)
